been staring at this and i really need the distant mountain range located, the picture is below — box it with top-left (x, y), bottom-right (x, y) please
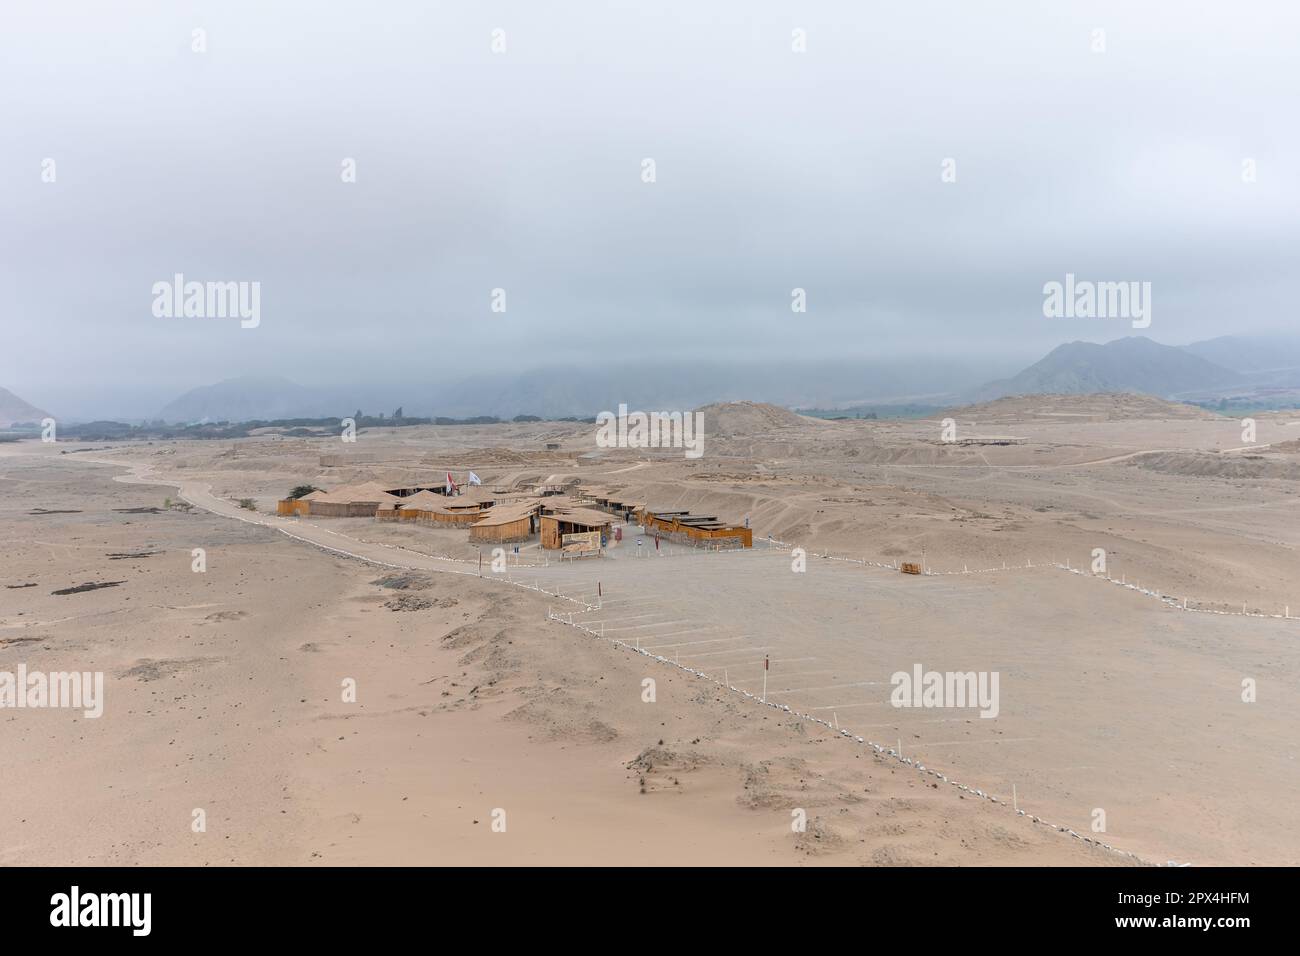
top-left (132, 335), bottom-right (1300, 422)
top-left (10, 333), bottom-right (1299, 427)
top-left (0, 386), bottom-right (52, 428)
top-left (1182, 334), bottom-right (1300, 374)
top-left (150, 358), bottom-right (1017, 424)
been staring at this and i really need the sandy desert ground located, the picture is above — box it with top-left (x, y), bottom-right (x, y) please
top-left (3, 395), bottom-right (1298, 866)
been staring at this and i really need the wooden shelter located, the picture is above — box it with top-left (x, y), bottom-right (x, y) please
top-left (278, 483), bottom-right (398, 518)
top-left (374, 489), bottom-right (487, 527)
top-left (468, 500), bottom-right (541, 544)
top-left (637, 507), bottom-right (752, 549)
top-left (276, 488), bottom-right (323, 517)
top-left (539, 507), bottom-right (614, 550)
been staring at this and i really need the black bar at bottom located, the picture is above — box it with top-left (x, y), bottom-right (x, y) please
top-left (0, 866), bottom-right (1275, 942)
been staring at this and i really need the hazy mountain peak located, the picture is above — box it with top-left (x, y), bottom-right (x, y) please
top-left (158, 375), bottom-right (316, 423)
top-left (0, 386), bottom-right (53, 427)
top-left (975, 337), bottom-right (1240, 401)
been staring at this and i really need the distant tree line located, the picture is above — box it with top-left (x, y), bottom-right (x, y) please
top-left (41, 411), bottom-right (600, 442)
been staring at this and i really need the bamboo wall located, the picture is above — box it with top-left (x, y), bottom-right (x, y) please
top-left (305, 500), bottom-right (383, 518)
top-left (636, 509), bottom-right (752, 548)
top-left (468, 516), bottom-right (533, 543)
top-left (377, 508), bottom-right (484, 528)
top-left (660, 527), bottom-right (752, 549)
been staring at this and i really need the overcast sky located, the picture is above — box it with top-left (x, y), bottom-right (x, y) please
top-left (2, 0), bottom-right (1297, 414)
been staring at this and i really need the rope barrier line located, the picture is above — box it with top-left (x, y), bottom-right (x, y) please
top-left (762, 538), bottom-right (1295, 623)
top-left (1053, 563), bottom-right (1295, 621)
top-left (544, 607), bottom-right (1168, 867)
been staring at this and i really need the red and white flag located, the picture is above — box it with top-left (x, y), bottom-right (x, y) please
top-left (764, 655), bottom-right (769, 671)
top-left (446, 472), bottom-right (458, 495)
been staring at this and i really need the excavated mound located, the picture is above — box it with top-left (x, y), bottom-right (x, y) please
top-left (694, 401), bottom-right (829, 437)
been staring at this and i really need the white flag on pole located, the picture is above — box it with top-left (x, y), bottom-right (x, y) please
top-left (468, 471), bottom-right (482, 486)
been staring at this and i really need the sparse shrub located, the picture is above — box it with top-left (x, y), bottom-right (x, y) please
top-left (287, 484), bottom-right (318, 500)
top-left (238, 498), bottom-right (257, 511)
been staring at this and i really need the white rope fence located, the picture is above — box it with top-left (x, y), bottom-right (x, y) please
top-left (760, 536), bottom-right (1295, 623)
top-left (1054, 562), bottom-right (1295, 621)
top-left (544, 606), bottom-right (1165, 866)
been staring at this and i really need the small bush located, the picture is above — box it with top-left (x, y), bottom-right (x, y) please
top-left (287, 484), bottom-right (319, 500)
top-left (238, 498), bottom-right (257, 511)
